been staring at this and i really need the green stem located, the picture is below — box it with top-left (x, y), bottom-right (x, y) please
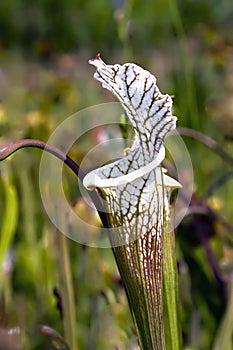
top-left (213, 281), bottom-right (233, 350)
top-left (0, 169), bottom-right (18, 297)
top-left (0, 139), bottom-right (109, 228)
top-left (163, 224), bottom-right (182, 349)
top-left (177, 127), bottom-right (233, 166)
top-left (168, 0), bottom-right (199, 129)
top-left (57, 231), bottom-right (78, 350)
top-left (116, 0), bottom-right (134, 59)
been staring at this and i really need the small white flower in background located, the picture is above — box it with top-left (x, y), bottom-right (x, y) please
top-left (83, 54), bottom-right (181, 245)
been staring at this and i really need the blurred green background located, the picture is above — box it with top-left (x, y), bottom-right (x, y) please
top-left (0, 0), bottom-right (233, 349)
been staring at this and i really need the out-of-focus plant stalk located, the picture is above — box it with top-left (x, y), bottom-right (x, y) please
top-left (56, 230), bottom-right (78, 350)
top-left (213, 281), bottom-right (233, 350)
top-left (0, 167), bottom-right (18, 300)
top-left (163, 215), bottom-right (182, 349)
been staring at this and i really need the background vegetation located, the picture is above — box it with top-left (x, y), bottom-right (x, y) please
top-left (0, 0), bottom-right (233, 349)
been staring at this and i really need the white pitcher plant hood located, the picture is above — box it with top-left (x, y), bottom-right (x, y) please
top-left (84, 54), bottom-right (181, 187)
top-left (83, 55), bottom-right (181, 228)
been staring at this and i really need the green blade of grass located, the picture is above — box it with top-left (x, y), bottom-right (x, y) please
top-left (0, 168), bottom-right (19, 293)
top-left (212, 281), bottom-right (233, 350)
top-left (56, 231), bottom-right (78, 350)
top-left (163, 224), bottom-right (182, 349)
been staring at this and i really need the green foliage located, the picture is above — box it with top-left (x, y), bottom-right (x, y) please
top-left (0, 0), bottom-right (233, 348)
